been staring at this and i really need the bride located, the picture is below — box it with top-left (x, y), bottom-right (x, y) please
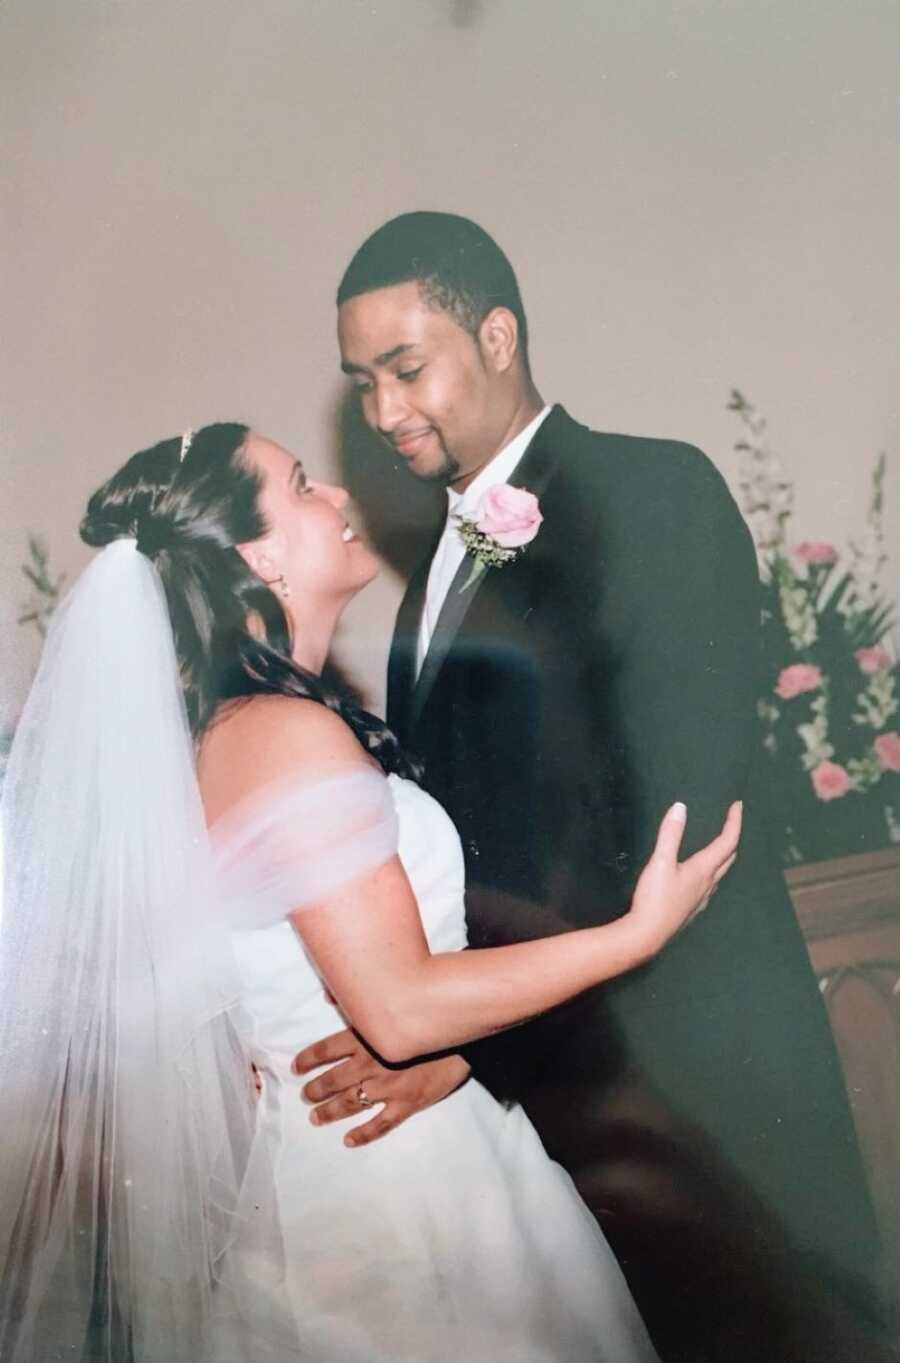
top-left (0, 421), bottom-right (739, 1363)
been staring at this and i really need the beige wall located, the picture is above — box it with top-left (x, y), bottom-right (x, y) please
top-left (3, 0), bottom-right (898, 727)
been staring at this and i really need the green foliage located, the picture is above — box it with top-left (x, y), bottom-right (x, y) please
top-left (18, 535), bottom-right (66, 638)
top-left (1, 538), bottom-right (67, 786)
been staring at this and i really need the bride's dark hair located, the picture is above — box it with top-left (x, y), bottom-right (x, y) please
top-left (80, 421), bottom-right (418, 776)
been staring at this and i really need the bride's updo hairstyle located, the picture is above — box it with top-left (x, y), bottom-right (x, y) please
top-left (80, 421), bottom-right (417, 776)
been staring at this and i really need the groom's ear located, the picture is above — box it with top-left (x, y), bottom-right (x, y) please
top-left (478, 307), bottom-right (520, 375)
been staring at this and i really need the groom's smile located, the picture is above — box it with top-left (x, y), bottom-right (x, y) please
top-left (390, 425), bottom-right (437, 459)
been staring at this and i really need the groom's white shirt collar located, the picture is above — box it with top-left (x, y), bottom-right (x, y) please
top-left (445, 404), bottom-right (552, 518)
top-left (417, 404), bottom-right (552, 673)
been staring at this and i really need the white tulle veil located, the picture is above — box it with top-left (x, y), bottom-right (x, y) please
top-left (0, 539), bottom-right (299, 1361)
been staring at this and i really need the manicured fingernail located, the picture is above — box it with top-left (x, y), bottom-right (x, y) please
top-left (310, 1110), bottom-right (320, 1125)
top-left (671, 801), bottom-right (687, 822)
top-left (344, 1134), bottom-right (357, 1147)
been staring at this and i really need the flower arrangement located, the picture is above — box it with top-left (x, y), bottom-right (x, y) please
top-left (731, 390), bottom-right (899, 863)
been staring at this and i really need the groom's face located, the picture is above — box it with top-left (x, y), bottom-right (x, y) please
top-left (337, 281), bottom-right (499, 486)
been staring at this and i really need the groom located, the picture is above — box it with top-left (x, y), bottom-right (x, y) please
top-left (296, 212), bottom-right (887, 1360)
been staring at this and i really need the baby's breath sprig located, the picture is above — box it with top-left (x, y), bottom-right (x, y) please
top-left (454, 515), bottom-right (521, 590)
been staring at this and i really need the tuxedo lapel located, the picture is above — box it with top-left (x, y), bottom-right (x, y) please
top-left (407, 406), bottom-right (568, 731)
top-left (408, 549), bottom-right (484, 729)
top-left (387, 552), bottom-right (431, 739)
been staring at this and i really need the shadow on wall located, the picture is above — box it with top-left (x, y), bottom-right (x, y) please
top-left (450, 0), bottom-right (484, 28)
top-left (331, 389), bottom-right (445, 581)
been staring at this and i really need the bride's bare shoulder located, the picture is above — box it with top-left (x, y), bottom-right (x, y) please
top-left (197, 696), bottom-right (369, 823)
top-left (211, 694), bottom-right (362, 754)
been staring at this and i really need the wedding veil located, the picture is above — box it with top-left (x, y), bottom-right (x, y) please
top-left (0, 539), bottom-right (291, 1361)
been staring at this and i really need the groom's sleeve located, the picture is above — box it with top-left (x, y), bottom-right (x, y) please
top-left (601, 441), bottom-right (761, 879)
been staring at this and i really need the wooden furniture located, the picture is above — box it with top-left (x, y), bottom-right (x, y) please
top-left (786, 847), bottom-right (900, 1315)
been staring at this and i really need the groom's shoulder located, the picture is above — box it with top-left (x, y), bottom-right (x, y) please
top-left (556, 411), bottom-right (726, 501)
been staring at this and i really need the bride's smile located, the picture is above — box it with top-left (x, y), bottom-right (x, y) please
top-left (236, 433), bottom-right (379, 672)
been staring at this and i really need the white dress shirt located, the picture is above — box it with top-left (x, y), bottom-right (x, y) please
top-left (416, 405), bottom-right (552, 674)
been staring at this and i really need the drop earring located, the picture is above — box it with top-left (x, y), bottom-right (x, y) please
top-left (265, 574), bottom-right (291, 599)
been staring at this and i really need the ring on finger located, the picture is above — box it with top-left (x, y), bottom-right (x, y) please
top-left (356, 1083), bottom-right (374, 1110)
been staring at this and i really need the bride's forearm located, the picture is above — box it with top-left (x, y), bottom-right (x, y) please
top-left (298, 801), bottom-right (732, 1067)
top-left (350, 915), bottom-right (652, 1064)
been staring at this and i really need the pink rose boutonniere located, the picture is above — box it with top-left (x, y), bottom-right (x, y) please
top-left (455, 485), bottom-right (543, 590)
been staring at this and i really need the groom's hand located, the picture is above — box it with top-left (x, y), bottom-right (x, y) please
top-left (292, 1029), bottom-right (470, 1148)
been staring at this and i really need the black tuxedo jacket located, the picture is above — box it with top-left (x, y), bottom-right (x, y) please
top-left (387, 406), bottom-right (877, 1296)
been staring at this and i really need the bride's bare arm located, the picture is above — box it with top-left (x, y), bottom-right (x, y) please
top-left (216, 700), bottom-right (739, 1066)
top-left (297, 809), bottom-right (736, 1063)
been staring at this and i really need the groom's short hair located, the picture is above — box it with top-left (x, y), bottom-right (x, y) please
top-left (337, 211), bottom-right (530, 364)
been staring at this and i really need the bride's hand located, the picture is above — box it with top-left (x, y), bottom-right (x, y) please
top-left (628, 800), bottom-right (742, 959)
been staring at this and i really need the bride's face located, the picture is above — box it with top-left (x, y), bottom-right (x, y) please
top-left (239, 434), bottom-right (378, 606)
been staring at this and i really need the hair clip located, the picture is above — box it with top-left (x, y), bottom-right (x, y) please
top-left (179, 429), bottom-right (194, 463)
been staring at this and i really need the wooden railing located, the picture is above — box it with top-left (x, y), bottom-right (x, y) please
top-left (786, 846), bottom-right (900, 1314)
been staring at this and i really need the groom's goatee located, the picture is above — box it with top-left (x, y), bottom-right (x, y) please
top-left (393, 441), bottom-right (461, 486)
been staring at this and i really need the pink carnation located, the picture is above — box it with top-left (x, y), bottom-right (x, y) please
top-left (855, 646), bottom-right (892, 675)
top-left (874, 731), bottom-right (900, 772)
top-left (793, 541), bottom-right (838, 566)
top-left (775, 663), bottom-right (823, 700)
top-left (475, 485), bottom-right (543, 549)
top-left (811, 760), bottom-right (851, 802)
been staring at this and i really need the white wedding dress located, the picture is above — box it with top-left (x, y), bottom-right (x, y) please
top-left (212, 772), bottom-right (659, 1363)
